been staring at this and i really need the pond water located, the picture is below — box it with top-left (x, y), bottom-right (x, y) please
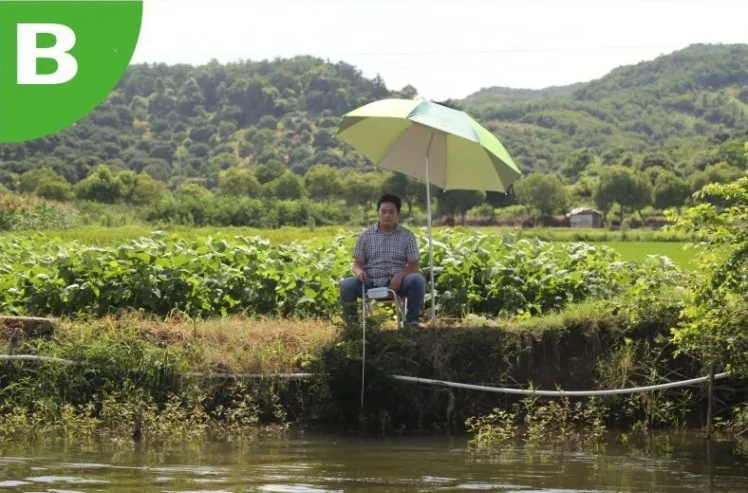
top-left (0, 430), bottom-right (746, 492)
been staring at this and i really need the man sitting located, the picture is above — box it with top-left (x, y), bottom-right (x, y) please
top-left (339, 193), bottom-right (426, 327)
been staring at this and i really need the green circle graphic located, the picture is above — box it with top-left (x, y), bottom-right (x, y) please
top-left (0, 0), bottom-right (143, 143)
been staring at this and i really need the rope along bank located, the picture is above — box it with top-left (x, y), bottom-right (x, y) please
top-left (0, 354), bottom-right (729, 397)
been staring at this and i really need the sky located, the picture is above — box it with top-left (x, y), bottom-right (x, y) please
top-left (131, 0), bottom-right (748, 101)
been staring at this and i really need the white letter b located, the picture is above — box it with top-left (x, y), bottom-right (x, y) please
top-left (17, 23), bottom-right (78, 85)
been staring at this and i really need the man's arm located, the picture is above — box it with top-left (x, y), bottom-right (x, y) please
top-left (389, 261), bottom-right (419, 290)
top-left (352, 234), bottom-right (367, 281)
top-left (390, 233), bottom-right (420, 290)
top-left (398, 259), bottom-right (419, 276)
top-left (351, 257), bottom-right (367, 281)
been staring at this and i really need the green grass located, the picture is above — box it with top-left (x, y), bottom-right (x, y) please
top-left (603, 241), bottom-right (695, 269)
top-left (471, 226), bottom-right (694, 243)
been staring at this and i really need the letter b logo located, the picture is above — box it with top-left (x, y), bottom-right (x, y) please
top-left (0, 1), bottom-right (143, 143)
top-left (17, 23), bottom-right (79, 85)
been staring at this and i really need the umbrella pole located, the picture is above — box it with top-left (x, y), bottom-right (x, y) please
top-left (425, 131), bottom-right (436, 321)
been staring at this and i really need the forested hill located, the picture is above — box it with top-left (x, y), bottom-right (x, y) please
top-left (461, 43), bottom-right (748, 172)
top-left (0, 56), bottom-right (410, 191)
top-left (0, 43), bottom-right (747, 193)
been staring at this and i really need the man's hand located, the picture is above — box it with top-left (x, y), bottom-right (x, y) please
top-left (389, 273), bottom-right (403, 291)
top-left (390, 260), bottom-right (418, 291)
top-left (352, 258), bottom-right (366, 282)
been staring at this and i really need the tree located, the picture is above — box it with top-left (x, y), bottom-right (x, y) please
top-left (75, 165), bottom-right (124, 203)
top-left (255, 159), bottom-right (286, 184)
top-left (560, 149), bottom-right (598, 181)
top-left (397, 84), bottom-right (418, 99)
top-left (18, 168), bottom-right (72, 201)
top-left (382, 172), bottom-right (426, 217)
top-left (217, 121), bottom-right (238, 140)
top-left (142, 159), bottom-right (171, 182)
top-left (594, 165), bottom-right (653, 224)
top-left (270, 171), bottom-right (306, 200)
top-left (118, 170), bottom-right (169, 205)
top-left (643, 165), bottom-right (670, 186)
top-left (36, 180), bottom-right (73, 201)
top-left (601, 147), bottom-right (633, 166)
top-left (208, 152), bottom-right (240, 171)
top-left (570, 173), bottom-right (599, 204)
top-left (304, 164), bottom-right (343, 201)
top-left (653, 172), bottom-right (691, 210)
top-left (437, 189), bottom-right (486, 225)
top-left (257, 114), bottom-right (278, 130)
top-left (514, 173), bottom-right (570, 218)
top-left (148, 141), bottom-right (175, 164)
top-left (175, 77), bottom-right (205, 117)
top-left (343, 172), bottom-right (383, 222)
top-left (178, 182), bottom-right (212, 200)
top-left (313, 128), bottom-right (336, 150)
top-left (218, 167), bottom-right (261, 197)
top-left (639, 152), bottom-right (674, 171)
top-left (690, 162), bottom-right (744, 192)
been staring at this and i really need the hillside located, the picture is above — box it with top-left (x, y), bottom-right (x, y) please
top-left (0, 56), bottom-right (406, 191)
top-left (0, 43), bottom-right (746, 205)
top-left (462, 83), bottom-right (582, 107)
top-left (461, 43), bottom-right (748, 172)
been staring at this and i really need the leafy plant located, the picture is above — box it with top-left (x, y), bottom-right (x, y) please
top-left (666, 176), bottom-right (748, 378)
top-left (0, 229), bottom-right (682, 320)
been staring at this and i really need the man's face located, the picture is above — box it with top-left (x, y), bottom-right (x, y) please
top-left (378, 201), bottom-right (399, 227)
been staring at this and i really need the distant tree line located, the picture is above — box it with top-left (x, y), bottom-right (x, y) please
top-left (1, 46), bottom-right (748, 228)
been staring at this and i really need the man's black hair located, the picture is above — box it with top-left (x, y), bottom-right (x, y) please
top-left (377, 193), bottom-right (401, 213)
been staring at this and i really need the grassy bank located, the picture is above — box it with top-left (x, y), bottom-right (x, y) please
top-left (1, 296), bottom-right (745, 444)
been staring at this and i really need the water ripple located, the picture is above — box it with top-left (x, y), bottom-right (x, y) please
top-left (0, 479), bottom-right (32, 487)
top-left (258, 484), bottom-right (344, 493)
top-left (24, 475), bottom-right (110, 484)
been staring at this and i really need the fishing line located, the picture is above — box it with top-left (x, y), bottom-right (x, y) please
top-left (361, 280), bottom-right (366, 409)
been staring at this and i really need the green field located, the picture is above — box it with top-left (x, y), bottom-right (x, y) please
top-left (4, 224), bottom-right (695, 245)
top-left (0, 227), bottom-right (687, 320)
top-left (5, 225), bottom-right (696, 268)
top-left (602, 241), bottom-right (695, 268)
top-left (1, 225), bottom-right (698, 271)
top-left (1, 225), bottom-right (352, 247)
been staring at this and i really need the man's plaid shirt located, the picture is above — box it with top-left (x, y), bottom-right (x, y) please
top-left (353, 223), bottom-right (420, 287)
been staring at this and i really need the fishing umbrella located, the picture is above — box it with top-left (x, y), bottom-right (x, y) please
top-left (336, 98), bottom-right (522, 320)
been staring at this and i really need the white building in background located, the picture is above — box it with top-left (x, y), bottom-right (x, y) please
top-left (568, 207), bottom-right (603, 228)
